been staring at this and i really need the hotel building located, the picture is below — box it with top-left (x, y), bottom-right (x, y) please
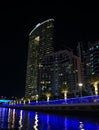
top-left (25, 19), bottom-right (54, 98)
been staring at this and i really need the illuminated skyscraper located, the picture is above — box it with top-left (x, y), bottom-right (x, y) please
top-left (25, 19), bottom-right (54, 98)
top-left (85, 41), bottom-right (99, 76)
top-left (83, 41), bottom-right (99, 95)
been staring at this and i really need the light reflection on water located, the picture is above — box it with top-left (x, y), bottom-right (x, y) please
top-left (33, 112), bottom-right (38, 130)
top-left (0, 107), bottom-right (99, 130)
top-left (79, 121), bottom-right (85, 130)
top-left (19, 110), bottom-right (23, 130)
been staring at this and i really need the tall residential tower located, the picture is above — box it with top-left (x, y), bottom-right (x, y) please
top-left (84, 41), bottom-right (99, 77)
top-left (25, 19), bottom-right (54, 98)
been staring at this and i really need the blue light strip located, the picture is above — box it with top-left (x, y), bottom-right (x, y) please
top-left (0, 100), bottom-right (13, 103)
top-left (4, 95), bottom-right (99, 107)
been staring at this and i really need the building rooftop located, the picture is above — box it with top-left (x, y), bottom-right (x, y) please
top-left (29, 18), bottom-right (54, 36)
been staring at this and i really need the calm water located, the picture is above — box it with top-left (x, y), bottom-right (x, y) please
top-left (0, 107), bottom-right (99, 130)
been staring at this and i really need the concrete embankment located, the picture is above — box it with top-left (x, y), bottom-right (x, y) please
top-left (1, 103), bottom-right (99, 116)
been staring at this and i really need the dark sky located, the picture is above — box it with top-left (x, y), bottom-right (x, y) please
top-left (0, 1), bottom-right (99, 98)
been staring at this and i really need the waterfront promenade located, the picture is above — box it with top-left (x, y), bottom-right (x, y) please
top-left (1, 95), bottom-right (99, 116)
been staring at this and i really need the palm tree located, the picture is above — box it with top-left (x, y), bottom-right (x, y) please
top-left (20, 97), bottom-right (26, 104)
top-left (35, 94), bottom-right (39, 103)
top-left (25, 97), bottom-right (31, 104)
top-left (45, 92), bottom-right (51, 102)
top-left (61, 82), bottom-right (69, 100)
top-left (86, 74), bottom-right (99, 95)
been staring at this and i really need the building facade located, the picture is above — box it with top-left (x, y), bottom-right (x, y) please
top-left (84, 41), bottom-right (99, 77)
top-left (39, 49), bottom-right (83, 98)
top-left (84, 41), bottom-right (99, 95)
top-left (25, 19), bottom-right (54, 98)
top-left (25, 19), bottom-right (84, 99)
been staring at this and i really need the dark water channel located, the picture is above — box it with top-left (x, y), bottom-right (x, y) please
top-left (0, 107), bottom-right (99, 130)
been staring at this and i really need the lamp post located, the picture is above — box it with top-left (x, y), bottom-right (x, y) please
top-left (78, 83), bottom-right (83, 97)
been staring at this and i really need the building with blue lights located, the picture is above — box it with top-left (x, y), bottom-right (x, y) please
top-left (84, 41), bottom-right (99, 95)
top-left (84, 41), bottom-right (99, 76)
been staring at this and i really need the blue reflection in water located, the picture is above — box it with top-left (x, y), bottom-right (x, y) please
top-left (0, 107), bottom-right (8, 129)
top-left (0, 107), bottom-right (99, 130)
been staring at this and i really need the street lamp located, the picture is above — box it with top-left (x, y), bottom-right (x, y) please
top-left (78, 83), bottom-right (83, 97)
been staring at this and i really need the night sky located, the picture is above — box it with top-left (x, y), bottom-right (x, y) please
top-left (0, 1), bottom-right (99, 98)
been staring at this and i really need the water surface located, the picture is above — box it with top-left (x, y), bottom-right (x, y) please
top-left (0, 107), bottom-right (99, 130)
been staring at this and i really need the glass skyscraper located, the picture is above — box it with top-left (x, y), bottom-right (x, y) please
top-left (85, 41), bottom-right (99, 76)
top-left (25, 19), bottom-right (54, 98)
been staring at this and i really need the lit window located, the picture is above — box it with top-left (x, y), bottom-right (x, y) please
top-left (89, 47), bottom-right (94, 51)
top-left (96, 45), bottom-right (99, 48)
top-left (46, 25), bottom-right (52, 28)
top-left (41, 81), bottom-right (44, 84)
top-left (92, 47), bottom-right (94, 50)
top-left (90, 57), bottom-right (93, 61)
top-left (92, 72), bottom-right (95, 75)
top-left (59, 73), bottom-right (63, 76)
top-left (34, 36), bottom-right (40, 41)
top-left (90, 54), bottom-right (93, 57)
top-left (86, 63), bottom-right (90, 66)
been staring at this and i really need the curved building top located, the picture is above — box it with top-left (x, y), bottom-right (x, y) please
top-left (29, 18), bottom-right (54, 36)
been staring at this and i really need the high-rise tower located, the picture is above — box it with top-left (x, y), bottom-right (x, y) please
top-left (85, 41), bottom-right (99, 76)
top-left (25, 19), bottom-right (54, 98)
